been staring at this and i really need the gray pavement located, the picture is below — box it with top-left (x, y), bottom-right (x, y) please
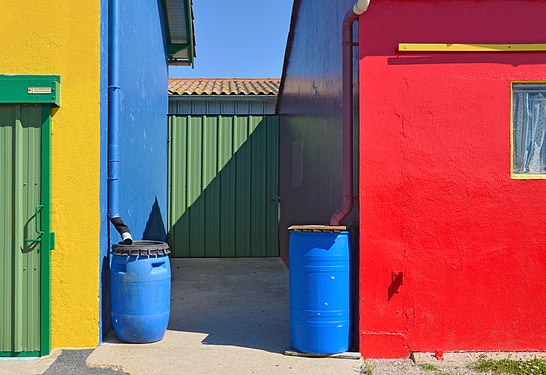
top-left (0, 349), bottom-right (127, 375)
top-left (43, 350), bottom-right (127, 375)
top-left (5, 258), bottom-right (537, 374)
top-left (87, 258), bottom-right (362, 374)
top-left (0, 351), bottom-right (60, 375)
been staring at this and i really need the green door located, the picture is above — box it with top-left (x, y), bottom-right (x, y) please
top-left (0, 76), bottom-right (56, 357)
top-left (168, 115), bottom-right (279, 257)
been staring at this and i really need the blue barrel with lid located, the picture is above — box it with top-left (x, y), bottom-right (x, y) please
top-left (111, 240), bottom-right (171, 343)
top-left (289, 226), bottom-right (351, 354)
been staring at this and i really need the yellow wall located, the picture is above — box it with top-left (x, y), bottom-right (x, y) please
top-left (0, 1), bottom-right (101, 348)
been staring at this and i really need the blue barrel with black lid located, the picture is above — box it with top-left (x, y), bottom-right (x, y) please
top-left (111, 240), bottom-right (171, 343)
top-left (288, 225), bottom-right (351, 354)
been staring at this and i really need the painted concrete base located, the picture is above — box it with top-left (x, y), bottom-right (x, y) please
top-left (0, 349), bottom-right (60, 375)
top-left (87, 258), bottom-right (360, 375)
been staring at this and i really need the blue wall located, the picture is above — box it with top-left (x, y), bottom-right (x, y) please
top-left (116, 0), bottom-right (169, 242)
top-left (100, 0), bottom-right (169, 341)
top-left (99, 0), bottom-right (109, 342)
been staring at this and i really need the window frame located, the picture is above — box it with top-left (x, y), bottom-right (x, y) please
top-left (511, 81), bottom-right (546, 179)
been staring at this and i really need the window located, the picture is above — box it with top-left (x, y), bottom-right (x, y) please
top-left (512, 83), bottom-right (546, 178)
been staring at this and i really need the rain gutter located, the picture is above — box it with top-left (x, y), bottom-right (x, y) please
top-left (108, 0), bottom-right (133, 244)
top-left (330, 0), bottom-right (370, 225)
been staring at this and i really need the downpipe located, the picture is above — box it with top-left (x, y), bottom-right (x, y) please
top-left (330, 0), bottom-right (370, 226)
top-left (108, 0), bottom-right (133, 244)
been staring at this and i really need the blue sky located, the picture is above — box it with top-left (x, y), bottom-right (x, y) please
top-left (169, 0), bottom-right (293, 78)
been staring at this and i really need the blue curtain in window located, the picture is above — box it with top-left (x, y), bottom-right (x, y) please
top-left (513, 87), bottom-right (546, 174)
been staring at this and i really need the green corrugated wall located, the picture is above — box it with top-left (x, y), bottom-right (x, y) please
top-left (0, 104), bottom-right (42, 353)
top-left (168, 115), bottom-right (279, 257)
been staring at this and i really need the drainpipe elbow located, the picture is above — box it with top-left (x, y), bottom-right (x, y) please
top-left (330, 197), bottom-right (354, 226)
top-left (353, 0), bottom-right (370, 15)
top-left (110, 216), bottom-right (133, 244)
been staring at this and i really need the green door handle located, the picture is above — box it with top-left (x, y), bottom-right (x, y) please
top-left (24, 204), bottom-right (44, 243)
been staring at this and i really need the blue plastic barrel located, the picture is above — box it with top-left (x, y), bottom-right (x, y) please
top-left (289, 229), bottom-right (351, 354)
top-left (111, 240), bottom-right (171, 343)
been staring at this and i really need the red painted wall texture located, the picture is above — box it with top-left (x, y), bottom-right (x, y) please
top-left (359, 0), bottom-right (546, 358)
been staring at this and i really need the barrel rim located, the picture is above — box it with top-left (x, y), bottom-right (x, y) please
top-left (288, 224), bottom-right (349, 232)
top-left (112, 240), bottom-right (171, 256)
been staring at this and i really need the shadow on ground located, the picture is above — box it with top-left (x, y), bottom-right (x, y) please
top-left (102, 258), bottom-right (282, 353)
top-left (43, 350), bottom-right (128, 375)
top-left (104, 258), bottom-right (290, 352)
top-left (90, 258), bottom-right (362, 375)
top-left (167, 258), bottom-right (290, 352)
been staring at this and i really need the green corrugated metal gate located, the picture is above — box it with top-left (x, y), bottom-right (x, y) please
top-left (0, 76), bottom-right (56, 357)
top-left (168, 115), bottom-right (279, 257)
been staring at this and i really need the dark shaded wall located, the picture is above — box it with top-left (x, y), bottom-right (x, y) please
top-left (278, 0), bottom-right (359, 262)
top-left (100, 0), bottom-right (169, 340)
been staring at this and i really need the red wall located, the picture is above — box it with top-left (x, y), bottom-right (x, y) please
top-left (359, 0), bottom-right (546, 358)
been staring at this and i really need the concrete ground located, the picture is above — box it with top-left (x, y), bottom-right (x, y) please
top-left (5, 258), bottom-right (541, 374)
top-left (0, 349), bottom-right (127, 375)
top-left (0, 350), bottom-right (60, 375)
top-left (86, 258), bottom-right (362, 375)
top-left (43, 350), bottom-right (128, 375)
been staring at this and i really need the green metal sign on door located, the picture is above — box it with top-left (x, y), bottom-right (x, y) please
top-left (168, 115), bottom-right (279, 257)
top-left (0, 75), bottom-right (56, 357)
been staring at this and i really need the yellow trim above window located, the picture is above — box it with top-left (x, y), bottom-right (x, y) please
top-left (399, 44), bottom-right (546, 52)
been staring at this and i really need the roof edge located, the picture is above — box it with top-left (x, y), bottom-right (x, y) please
top-left (169, 78), bottom-right (281, 81)
top-left (162, 0), bottom-right (196, 66)
top-left (169, 78), bottom-right (281, 96)
top-left (168, 94), bottom-right (278, 100)
top-left (276, 0), bottom-right (302, 113)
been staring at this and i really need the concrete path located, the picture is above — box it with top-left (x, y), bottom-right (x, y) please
top-left (3, 258), bottom-right (543, 374)
top-left (0, 350), bottom-right (60, 375)
top-left (43, 350), bottom-right (128, 375)
top-left (0, 350), bottom-right (127, 375)
top-left (87, 258), bottom-right (361, 375)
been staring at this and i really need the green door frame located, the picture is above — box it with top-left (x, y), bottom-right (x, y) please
top-left (0, 75), bottom-right (58, 357)
top-left (39, 104), bottom-right (54, 357)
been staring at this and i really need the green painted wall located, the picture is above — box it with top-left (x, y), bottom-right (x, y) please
top-left (0, 104), bottom-right (42, 354)
top-left (168, 115), bottom-right (279, 257)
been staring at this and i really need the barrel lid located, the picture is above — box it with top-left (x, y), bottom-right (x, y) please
top-left (288, 225), bottom-right (349, 232)
top-left (112, 240), bottom-right (171, 256)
